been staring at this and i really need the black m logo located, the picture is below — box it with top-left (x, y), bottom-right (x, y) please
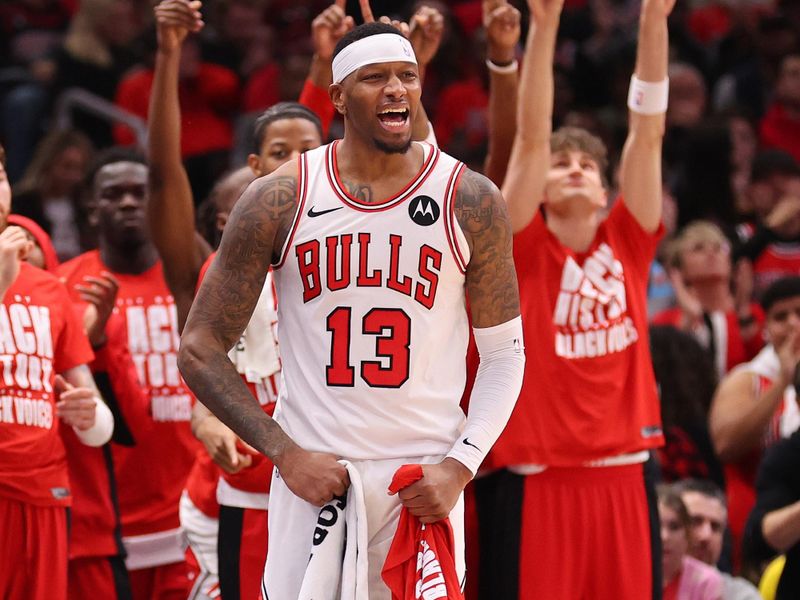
top-left (408, 195), bottom-right (440, 226)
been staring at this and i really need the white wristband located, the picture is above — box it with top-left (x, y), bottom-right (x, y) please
top-left (486, 58), bottom-right (519, 75)
top-left (73, 397), bottom-right (114, 447)
top-left (627, 75), bottom-right (669, 115)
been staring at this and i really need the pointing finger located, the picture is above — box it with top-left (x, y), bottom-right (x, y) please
top-left (359, 0), bottom-right (374, 22)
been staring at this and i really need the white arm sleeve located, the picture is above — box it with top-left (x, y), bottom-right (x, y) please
top-left (73, 397), bottom-right (114, 447)
top-left (446, 316), bottom-right (525, 475)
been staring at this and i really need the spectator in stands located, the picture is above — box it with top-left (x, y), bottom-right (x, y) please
top-left (659, 484), bottom-right (724, 599)
top-left (745, 429), bottom-right (800, 600)
top-left (12, 129), bottom-right (93, 261)
top-left (664, 62), bottom-right (707, 172)
top-left (672, 120), bottom-right (739, 237)
top-left (200, 0), bottom-right (273, 80)
top-left (710, 276), bottom-right (800, 571)
top-left (650, 325), bottom-right (724, 487)
top-left (735, 150), bottom-right (800, 297)
top-left (0, 0), bottom-right (72, 181)
top-left (673, 478), bottom-right (762, 599)
top-left (713, 15), bottom-right (797, 121)
top-left (729, 112), bottom-right (758, 219)
top-left (49, 0), bottom-right (144, 147)
top-left (655, 221), bottom-right (763, 377)
top-left (760, 54), bottom-right (800, 163)
top-left (114, 30), bottom-right (239, 203)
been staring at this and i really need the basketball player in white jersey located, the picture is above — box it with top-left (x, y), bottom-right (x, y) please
top-left (179, 21), bottom-right (524, 598)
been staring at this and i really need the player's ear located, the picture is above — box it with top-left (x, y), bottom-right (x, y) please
top-left (329, 84), bottom-right (346, 116)
top-left (247, 153), bottom-right (262, 177)
top-left (216, 211), bottom-right (229, 233)
top-left (85, 199), bottom-right (99, 227)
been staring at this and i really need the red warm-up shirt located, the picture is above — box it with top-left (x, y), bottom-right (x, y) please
top-left (486, 200), bottom-right (664, 468)
top-left (59, 251), bottom-right (199, 536)
top-left (0, 262), bottom-right (93, 507)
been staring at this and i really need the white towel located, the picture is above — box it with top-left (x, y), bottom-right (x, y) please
top-left (228, 272), bottom-right (281, 381)
top-left (298, 461), bottom-right (369, 600)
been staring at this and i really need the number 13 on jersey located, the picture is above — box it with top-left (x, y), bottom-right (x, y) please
top-left (326, 306), bottom-right (411, 388)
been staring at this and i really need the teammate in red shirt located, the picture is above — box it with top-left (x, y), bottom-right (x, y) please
top-left (59, 148), bottom-right (199, 600)
top-left (0, 145), bottom-right (114, 600)
top-left (10, 212), bottom-right (153, 600)
top-left (475, 0), bottom-right (673, 597)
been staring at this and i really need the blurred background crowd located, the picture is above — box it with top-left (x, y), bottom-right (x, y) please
top-left (4, 0), bottom-right (800, 597)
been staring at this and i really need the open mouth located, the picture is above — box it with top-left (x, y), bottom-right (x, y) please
top-left (377, 107), bottom-right (410, 130)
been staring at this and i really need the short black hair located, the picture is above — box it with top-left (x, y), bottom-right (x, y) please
top-left (672, 479), bottom-right (727, 510)
top-left (84, 146), bottom-right (147, 191)
top-left (252, 102), bottom-right (323, 153)
top-left (332, 21), bottom-right (404, 61)
top-left (762, 276), bottom-right (800, 313)
top-left (751, 149), bottom-right (800, 183)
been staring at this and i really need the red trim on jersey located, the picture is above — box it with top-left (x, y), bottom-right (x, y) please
top-left (274, 154), bottom-right (310, 269)
top-left (443, 163), bottom-right (468, 274)
top-left (325, 141), bottom-right (441, 212)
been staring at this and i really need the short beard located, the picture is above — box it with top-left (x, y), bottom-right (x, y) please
top-left (373, 137), bottom-right (412, 155)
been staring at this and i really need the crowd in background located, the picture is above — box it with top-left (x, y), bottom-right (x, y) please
top-left (4, 0), bottom-right (800, 597)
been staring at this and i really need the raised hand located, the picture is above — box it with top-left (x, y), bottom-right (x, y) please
top-left (394, 458), bottom-right (472, 524)
top-left (312, 0), bottom-right (355, 63)
top-left (359, 0), bottom-right (375, 24)
top-left (483, 0), bottom-right (521, 64)
top-left (77, 271), bottom-right (120, 348)
top-left (527, 0), bottom-right (564, 26)
top-left (55, 375), bottom-right (97, 431)
top-left (154, 0), bottom-right (204, 52)
top-left (777, 328), bottom-right (800, 384)
top-left (275, 445), bottom-right (350, 506)
top-left (667, 267), bottom-right (703, 328)
top-left (766, 195), bottom-right (800, 237)
top-left (0, 226), bottom-right (31, 297)
top-left (409, 6), bottom-right (444, 68)
top-left (641, 0), bottom-right (677, 19)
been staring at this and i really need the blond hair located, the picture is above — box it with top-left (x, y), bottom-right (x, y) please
top-left (665, 220), bottom-right (728, 269)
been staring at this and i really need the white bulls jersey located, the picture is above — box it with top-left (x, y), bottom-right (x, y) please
top-left (272, 141), bottom-right (471, 460)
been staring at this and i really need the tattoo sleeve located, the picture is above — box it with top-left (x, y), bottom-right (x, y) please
top-left (455, 169), bottom-right (521, 328)
top-left (178, 174), bottom-right (299, 459)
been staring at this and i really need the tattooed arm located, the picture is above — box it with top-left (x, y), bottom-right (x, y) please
top-left (178, 161), bottom-right (350, 506)
top-left (457, 169), bottom-right (521, 327)
top-left (397, 168), bottom-right (523, 523)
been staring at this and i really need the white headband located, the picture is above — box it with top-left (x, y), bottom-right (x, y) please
top-left (332, 33), bottom-right (417, 84)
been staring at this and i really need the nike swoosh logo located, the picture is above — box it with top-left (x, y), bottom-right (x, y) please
top-left (307, 206), bottom-right (344, 218)
top-left (463, 438), bottom-right (481, 452)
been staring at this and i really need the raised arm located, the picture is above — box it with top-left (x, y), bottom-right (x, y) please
top-left (483, 0), bottom-right (521, 187)
top-left (178, 162), bottom-right (349, 506)
top-left (148, 0), bottom-right (211, 330)
top-left (501, 0), bottom-right (562, 233)
top-left (710, 329), bottom-right (800, 462)
top-left (618, 0), bottom-right (674, 232)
